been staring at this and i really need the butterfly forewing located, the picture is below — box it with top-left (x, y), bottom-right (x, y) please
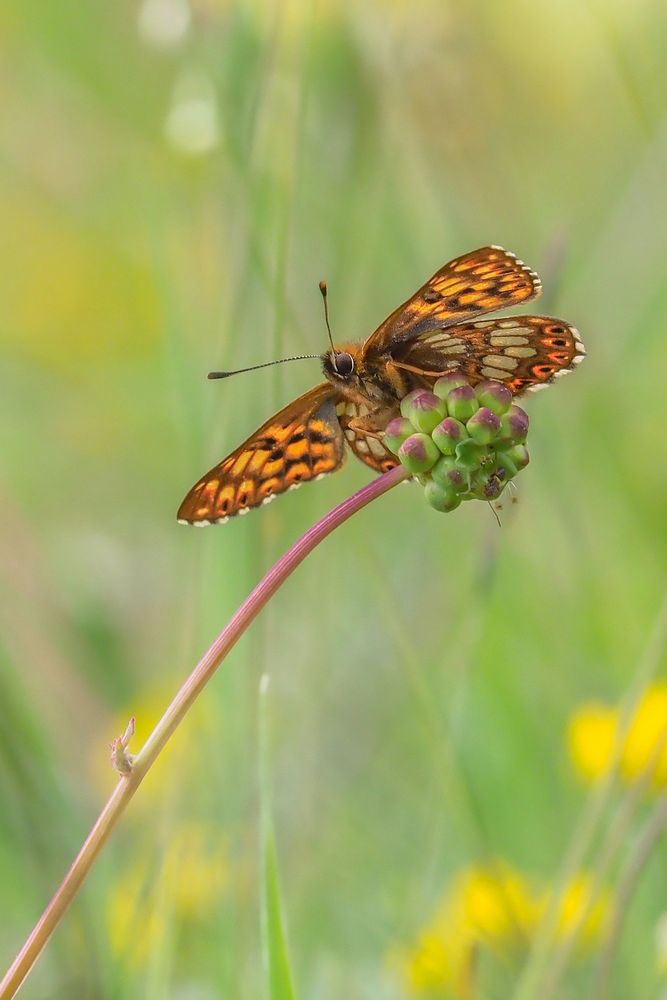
top-left (395, 315), bottom-right (585, 395)
top-left (177, 384), bottom-right (345, 524)
top-left (363, 246), bottom-right (541, 353)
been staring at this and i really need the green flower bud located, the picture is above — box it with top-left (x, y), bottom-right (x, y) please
top-left (433, 372), bottom-right (469, 401)
top-left (446, 384), bottom-right (478, 422)
top-left (474, 380), bottom-right (512, 415)
top-left (498, 405), bottom-right (529, 445)
top-left (431, 456), bottom-right (468, 493)
top-left (455, 437), bottom-right (490, 471)
top-left (506, 444), bottom-right (530, 470)
top-left (432, 416), bottom-right (467, 456)
top-left (384, 416), bottom-right (416, 456)
top-left (466, 406), bottom-right (501, 444)
top-left (401, 389), bottom-right (447, 433)
top-left (397, 433), bottom-right (440, 474)
top-left (396, 374), bottom-right (534, 515)
top-left (424, 480), bottom-right (462, 513)
top-left (495, 451), bottom-right (519, 479)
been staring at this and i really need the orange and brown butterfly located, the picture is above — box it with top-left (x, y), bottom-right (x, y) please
top-left (177, 245), bottom-right (585, 525)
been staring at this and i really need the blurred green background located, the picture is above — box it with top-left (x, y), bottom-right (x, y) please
top-left (2, 1), bottom-right (667, 998)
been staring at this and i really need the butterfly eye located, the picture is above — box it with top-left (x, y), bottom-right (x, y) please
top-left (335, 352), bottom-right (354, 376)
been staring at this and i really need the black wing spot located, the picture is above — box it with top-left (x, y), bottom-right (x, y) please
top-left (307, 429), bottom-right (331, 445)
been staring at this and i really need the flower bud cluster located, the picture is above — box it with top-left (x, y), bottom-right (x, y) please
top-left (384, 374), bottom-right (530, 512)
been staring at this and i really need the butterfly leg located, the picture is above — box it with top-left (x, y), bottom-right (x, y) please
top-left (345, 408), bottom-right (399, 439)
top-left (392, 359), bottom-right (457, 378)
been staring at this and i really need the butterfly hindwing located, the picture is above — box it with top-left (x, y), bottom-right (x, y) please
top-left (336, 400), bottom-right (399, 474)
top-left (177, 384), bottom-right (345, 524)
top-left (345, 431), bottom-right (398, 474)
top-left (395, 315), bottom-right (586, 395)
top-left (363, 246), bottom-right (541, 354)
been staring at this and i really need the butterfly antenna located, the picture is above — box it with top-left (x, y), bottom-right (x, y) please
top-left (208, 355), bottom-right (319, 379)
top-left (319, 280), bottom-right (336, 359)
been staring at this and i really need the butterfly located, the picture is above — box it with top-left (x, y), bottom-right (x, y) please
top-left (177, 245), bottom-right (585, 525)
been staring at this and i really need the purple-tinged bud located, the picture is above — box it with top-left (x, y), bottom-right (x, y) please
top-left (498, 405), bottom-right (529, 445)
top-left (431, 456), bottom-right (468, 493)
top-left (384, 417), bottom-right (416, 456)
top-left (399, 388), bottom-right (426, 419)
top-left (446, 384), bottom-right (478, 422)
top-left (432, 416), bottom-right (467, 456)
top-left (397, 433), bottom-right (440, 474)
top-left (506, 444), bottom-right (530, 470)
top-left (466, 406), bottom-right (501, 444)
top-left (474, 380), bottom-right (512, 415)
top-left (424, 480), bottom-right (462, 513)
top-left (401, 390), bottom-right (446, 433)
top-left (433, 372), bottom-right (469, 401)
top-left (455, 438), bottom-right (490, 471)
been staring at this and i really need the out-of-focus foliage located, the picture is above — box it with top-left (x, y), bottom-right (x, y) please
top-left (1, 1), bottom-right (667, 997)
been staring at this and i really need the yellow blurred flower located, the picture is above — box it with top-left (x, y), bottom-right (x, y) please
top-left (397, 929), bottom-right (472, 997)
top-left (162, 823), bottom-right (227, 919)
top-left (567, 683), bottom-right (667, 789)
top-left (393, 861), bottom-right (538, 997)
top-left (567, 703), bottom-right (618, 781)
top-left (548, 872), bottom-right (611, 950)
top-left (623, 684), bottom-right (667, 785)
top-left (0, 196), bottom-right (159, 369)
top-left (393, 863), bottom-right (609, 997)
top-left (447, 863), bottom-right (539, 945)
top-left (107, 821), bottom-right (227, 968)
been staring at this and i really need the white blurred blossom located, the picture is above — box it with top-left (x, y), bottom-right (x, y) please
top-left (165, 70), bottom-right (219, 155)
top-left (138, 0), bottom-right (191, 50)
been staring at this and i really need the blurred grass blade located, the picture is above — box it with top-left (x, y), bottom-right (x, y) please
top-left (259, 674), bottom-right (298, 1000)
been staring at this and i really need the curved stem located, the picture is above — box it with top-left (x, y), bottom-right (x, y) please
top-left (592, 792), bottom-right (667, 1000)
top-left (0, 464), bottom-right (408, 1000)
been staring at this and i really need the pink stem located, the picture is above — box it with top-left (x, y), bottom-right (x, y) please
top-left (0, 463), bottom-right (407, 999)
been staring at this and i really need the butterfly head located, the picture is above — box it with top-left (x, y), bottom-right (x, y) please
top-left (321, 346), bottom-right (361, 386)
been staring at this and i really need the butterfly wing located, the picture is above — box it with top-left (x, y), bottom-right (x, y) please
top-left (394, 315), bottom-right (586, 395)
top-left (177, 384), bottom-right (345, 525)
top-left (363, 246), bottom-right (541, 354)
top-left (336, 400), bottom-right (399, 474)
top-left (345, 430), bottom-right (399, 473)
